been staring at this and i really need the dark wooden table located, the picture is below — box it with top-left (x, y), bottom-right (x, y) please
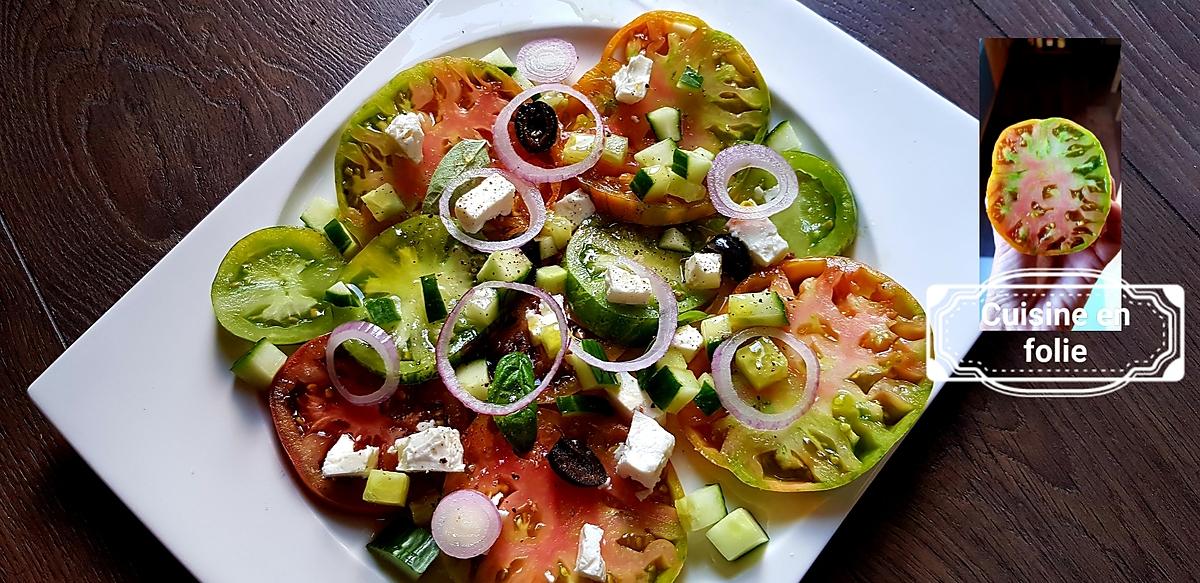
top-left (2, 1), bottom-right (1196, 581)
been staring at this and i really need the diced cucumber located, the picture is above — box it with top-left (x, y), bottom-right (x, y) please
top-left (634, 139), bottom-right (678, 167)
top-left (601, 135), bottom-right (629, 168)
top-left (655, 349), bottom-right (689, 371)
top-left (230, 339), bottom-right (287, 388)
top-left (536, 235), bottom-right (559, 260)
top-left (419, 274), bottom-right (447, 321)
top-left (658, 228), bottom-right (692, 253)
top-left (535, 265), bottom-right (568, 294)
top-left (361, 183), bottom-right (406, 223)
top-left (455, 358), bottom-right (490, 400)
top-left (367, 518), bottom-right (439, 579)
top-left (365, 296), bottom-right (403, 328)
top-left (480, 47), bottom-right (532, 88)
top-left (706, 508), bottom-right (768, 561)
top-left (578, 339), bottom-right (618, 387)
top-left (647, 106), bottom-right (682, 142)
top-left (678, 310), bottom-right (710, 327)
top-left (693, 147), bottom-right (715, 161)
top-left (556, 393), bottom-right (615, 416)
top-left (694, 373), bottom-right (722, 415)
top-left (765, 120), bottom-right (803, 154)
top-left (668, 171), bottom-right (707, 203)
top-left (323, 219), bottom-right (359, 256)
top-left (679, 483), bottom-right (726, 531)
top-left (672, 148), bottom-right (714, 183)
top-left (300, 197), bottom-right (338, 231)
top-left (646, 365), bottom-right (701, 413)
top-left (631, 165), bottom-right (673, 202)
top-left (700, 313), bottom-right (733, 358)
top-left (324, 281), bottom-right (365, 308)
top-left (727, 291), bottom-right (790, 329)
top-left (677, 65), bottom-right (703, 90)
top-left (561, 132), bottom-right (598, 165)
top-left (541, 213), bottom-right (575, 250)
top-left (363, 470), bottom-right (411, 507)
top-left (735, 337), bottom-right (789, 390)
top-left (461, 288), bottom-right (499, 329)
top-left (478, 249), bottom-right (533, 283)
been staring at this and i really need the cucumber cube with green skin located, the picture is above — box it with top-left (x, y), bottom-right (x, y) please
top-left (419, 274), bottom-right (447, 321)
top-left (361, 183), bottom-right (407, 223)
top-left (700, 314), bottom-right (732, 357)
top-left (601, 135), bottom-right (629, 167)
top-left (365, 296), bottom-right (403, 328)
top-left (325, 281), bottom-right (365, 308)
top-left (535, 235), bottom-right (559, 260)
top-left (667, 170), bottom-right (707, 202)
top-left (693, 373), bottom-right (722, 415)
top-left (541, 213), bottom-right (575, 249)
top-left (706, 508), bottom-right (768, 561)
top-left (679, 483), bottom-right (726, 531)
top-left (658, 228), bottom-right (692, 253)
top-left (647, 106), bottom-right (682, 142)
top-left (555, 394), bottom-right (615, 416)
top-left (655, 348), bottom-right (689, 371)
top-left (727, 291), bottom-right (790, 329)
top-left (535, 265), bottom-right (569, 294)
top-left (230, 339), bottom-right (287, 388)
top-left (366, 518), bottom-right (439, 579)
top-left (631, 165), bottom-right (673, 202)
top-left (634, 139), bottom-right (678, 167)
top-left (577, 338), bottom-right (618, 387)
top-left (323, 219), bottom-right (359, 256)
top-left (677, 65), bottom-right (703, 90)
top-left (671, 148), bottom-right (714, 183)
top-left (646, 365), bottom-right (701, 413)
top-left (455, 359), bottom-right (490, 400)
top-left (363, 470), bottom-right (411, 506)
top-left (300, 197), bottom-right (338, 231)
top-left (765, 120), bottom-right (803, 154)
top-left (735, 337), bottom-right (789, 390)
top-left (478, 249), bottom-right (533, 283)
top-left (461, 287), bottom-right (499, 329)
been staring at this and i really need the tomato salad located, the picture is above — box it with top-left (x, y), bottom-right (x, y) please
top-left (211, 11), bottom-right (928, 581)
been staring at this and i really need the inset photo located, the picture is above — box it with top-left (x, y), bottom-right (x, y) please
top-left (979, 38), bottom-right (1122, 331)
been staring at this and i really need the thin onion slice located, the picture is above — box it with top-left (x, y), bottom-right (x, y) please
top-left (325, 321), bottom-right (400, 407)
top-left (436, 281), bottom-right (567, 416)
top-left (707, 144), bottom-right (799, 220)
top-left (568, 259), bottom-right (677, 372)
top-left (516, 38), bottom-right (578, 84)
top-left (492, 83), bottom-right (604, 184)
top-left (432, 489), bottom-right (502, 559)
top-left (710, 327), bottom-right (819, 431)
top-left (438, 167), bottom-right (547, 253)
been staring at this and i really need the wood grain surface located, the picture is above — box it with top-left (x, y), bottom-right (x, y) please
top-left (1, 1), bottom-right (1196, 581)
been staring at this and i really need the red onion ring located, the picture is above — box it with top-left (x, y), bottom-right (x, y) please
top-left (431, 489), bottom-right (502, 559)
top-left (436, 281), bottom-right (567, 416)
top-left (707, 144), bottom-right (799, 220)
top-left (515, 38), bottom-right (578, 84)
top-left (568, 259), bottom-right (677, 372)
top-left (325, 321), bottom-right (400, 407)
top-left (437, 167), bottom-right (547, 253)
top-left (492, 83), bottom-right (604, 184)
top-left (710, 327), bottom-right (819, 431)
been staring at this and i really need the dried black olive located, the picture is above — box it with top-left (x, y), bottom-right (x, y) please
top-left (704, 234), bottom-right (753, 280)
top-left (548, 438), bottom-right (607, 487)
top-left (513, 100), bottom-right (559, 153)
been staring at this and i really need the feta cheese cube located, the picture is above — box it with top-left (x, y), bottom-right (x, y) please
top-left (727, 218), bottom-right (791, 267)
top-left (392, 426), bottom-right (465, 472)
top-left (604, 265), bottom-right (652, 305)
top-left (613, 53), bottom-right (653, 104)
top-left (683, 252), bottom-right (722, 290)
top-left (383, 112), bottom-right (426, 163)
top-left (321, 434), bottom-right (379, 478)
top-left (605, 371), bottom-right (663, 420)
top-left (576, 523), bottom-right (606, 581)
top-left (554, 188), bottom-right (596, 226)
top-left (454, 174), bottom-right (517, 234)
top-left (670, 325), bottom-right (704, 362)
top-left (754, 184), bottom-right (782, 203)
top-left (525, 294), bottom-right (564, 353)
top-left (615, 411), bottom-right (675, 490)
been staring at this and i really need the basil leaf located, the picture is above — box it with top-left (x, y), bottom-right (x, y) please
top-left (488, 351), bottom-right (538, 453)
top-left (422, 139), bottom-right (491, 214)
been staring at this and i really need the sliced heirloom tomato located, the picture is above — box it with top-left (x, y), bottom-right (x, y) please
top-left (335, 57), bottom-right (523, 239)
top-left (677, 257), bottom-right (930, 491)
top-left (268, 335), bottom-right (474, 514)
top-left (445, 411), bottom-right (686, 582)
top-left (569, 11), bottom-right (770, 225)
top-left (986, 117), bottom-right (1113, 255)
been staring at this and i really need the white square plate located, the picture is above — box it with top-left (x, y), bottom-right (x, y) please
top-left (28, 0), bottom-right (979, 581)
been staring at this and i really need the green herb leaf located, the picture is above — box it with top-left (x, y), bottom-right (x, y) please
top-left (422, 139), bottom-right (491, 214)
top-left (488, 352), bottom-right (538, 452)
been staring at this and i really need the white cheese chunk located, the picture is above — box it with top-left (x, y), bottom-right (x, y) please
top-left (454, 174), bottom-right (517, 234)
top-left (524, 294), bottom-right (564, 348)
top-left (320, 434), bottom-right (379, 478)
top-left (670, 325), bottom-right (704, 362)
top-left (576, 523), bottom-right (607, 581)
top-left (554, 188), bottom-right (596, 227)
top-left (613, 53), bottom-right (653, 104)
top-left (754, 184), bottom-right (783, 203)
top-left (383, 112), bottom-right (426, 163)
top-left (392, 426), bottom-right (465, 472)
top-left (605, 371), bottom-right (663, 420)
top-left (727, 218), bottom-right (791, 267)
top-left (683, 252), bottom-right (722, 290)
top-left (615, 411), bottom-right (675, 490)
top-left (604, 265), bottom-right (652, 305)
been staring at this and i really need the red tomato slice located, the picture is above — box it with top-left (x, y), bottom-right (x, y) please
top-left (268, 335), bottom-right (474, 514)
top-left (445, 410), bottom-right (686, 582)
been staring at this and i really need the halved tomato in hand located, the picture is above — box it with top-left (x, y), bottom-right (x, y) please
top-left (569, 11), bottom-right (771, 225)
top-left (445, 410), bottom-right (687, 582)
top-left (335, 57), bottom-right (523, 238)
top-left (268, 335), bottom-right (474, 514)
top-left (986, 117), bottom-right (1113, 255)
top-left (677, 257), bottom-right (930, 491)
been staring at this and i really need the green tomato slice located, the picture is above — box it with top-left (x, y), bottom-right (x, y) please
top-left (340, 215), bottom-right (487, 384)
top-left (211, 227), bottom-right (345, 344)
